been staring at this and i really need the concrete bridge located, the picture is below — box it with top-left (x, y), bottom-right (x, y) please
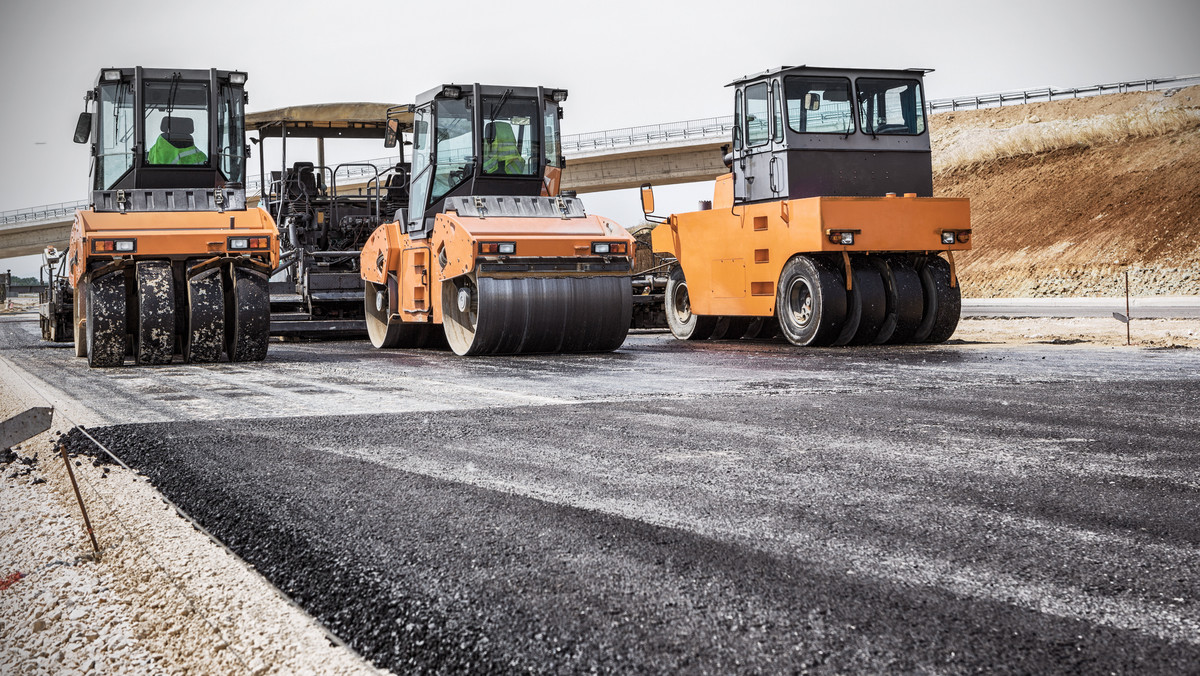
top-left (4, 73), bottom-right (1195, 259)
top-left (0, 116), bottom-right (732, 259)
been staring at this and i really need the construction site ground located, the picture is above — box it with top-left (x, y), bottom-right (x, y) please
top-left (3, 85), bottom-right (1200, 674)
top-left (2, 313), bottom-right (1198, 674)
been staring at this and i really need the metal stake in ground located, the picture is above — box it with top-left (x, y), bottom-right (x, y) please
top-left (59, 441), bottom-right (101, 556)
top-left (1125, 271), bottom-right (1131, 346)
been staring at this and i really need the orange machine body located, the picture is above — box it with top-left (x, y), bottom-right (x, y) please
top-left (652, 173), bottom-right (971, 317)
top-left (360, 210), bottom-right (634, 325)
top-left (68, 207), bottom-right (279, 288)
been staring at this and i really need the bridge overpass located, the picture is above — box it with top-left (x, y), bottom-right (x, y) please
top-left (4, 73), bottom-right (1195, 259)
top-left (0, 115), bottom-right (732, 259)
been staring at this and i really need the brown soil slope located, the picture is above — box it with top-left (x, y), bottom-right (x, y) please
top-left (931, 86), bottom-right (1200, 297)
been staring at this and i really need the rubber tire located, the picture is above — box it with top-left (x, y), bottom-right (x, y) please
top-left (833, 260), bottom-right (886, 346)
top-left (86, 271), bottom-right (126, 368)
top-left (184, 266), bottom-right (225, 363)
top-left (73, 284), bottom-right (87, 357)
top-left (743, 316), bottom-right (779, 340)
top-left (776, 256), bottom-right (846, 347)
top-left (916, 255), bottom-right (962, 343)
top-left (872, 257), bottom-right (924, 345)
top-left (665, 266), bottom-right (716, 340)
top-left (710, 316), bottom-right (752, 341)
top-left (135, 261), bottom-right (175, 365)
top-left (226, 266), bottom-right (270, 362)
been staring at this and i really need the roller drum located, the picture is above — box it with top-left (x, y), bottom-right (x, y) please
top-left (443, 275), bottom-right (632, 356)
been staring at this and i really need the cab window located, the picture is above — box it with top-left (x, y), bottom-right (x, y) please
top-left (856, 78), bottom-right (926, 135)
top-left (745, 83), bottom-right (770, 147)
top-left (143, 80), bottom-right (210, 165)
top-left (431, 97), bottom-right (473, 202)
top-left (96, 82), bottom-right (135, 189)
top-left (784, 76), bottom-right (854, 134)
top-left (480, 95), bottom-right (539, 176)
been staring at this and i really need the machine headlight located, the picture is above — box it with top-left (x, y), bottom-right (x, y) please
top-left (441, 85), bottom-right (463, 99)
top-left (957, 231), bottom-right (971, 243)
top-left (941, 231), bottom-right (957, 245)
top-left (102, 69), bottom-right (122, 82)
top-left (229, 237), bottom-right (250, 250)
top-left (229, 71), bottom-right (247, 85)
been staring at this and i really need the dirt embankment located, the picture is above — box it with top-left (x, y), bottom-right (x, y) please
top-left (931, 86), bottom-right (1200, 297)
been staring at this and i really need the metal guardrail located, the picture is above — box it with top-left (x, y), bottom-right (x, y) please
top-left (5, 74), bottom-right (1198, 227)
top-left (925, 74), bottom-right (1200, 113)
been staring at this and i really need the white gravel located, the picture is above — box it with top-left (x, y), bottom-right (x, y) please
top-left (0, 358), bottom-right (389, 676)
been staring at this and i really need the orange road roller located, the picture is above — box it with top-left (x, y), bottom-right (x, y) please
top-left (360, 84), bottom-right (634, 355)
top-left (68, 67), bottom-right (278, 367)
top-left (646, 65), bottom-right (971, 346)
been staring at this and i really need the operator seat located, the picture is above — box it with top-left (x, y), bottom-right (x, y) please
top-left (483, 122), bottom-right (526, 175)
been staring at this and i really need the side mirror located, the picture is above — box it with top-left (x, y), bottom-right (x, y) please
top-left (804, 93), bottom-right (821, 111)
top-left (640, 184), bottom-right (655, 216)
top-left (383, 118), bottom-right (400, 149)
top-left (73, 112), bottom-right (92, 144)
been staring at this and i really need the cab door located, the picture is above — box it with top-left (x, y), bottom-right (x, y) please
top-left (767, 79), bottom-right (788, 201)
top-left (741, 82), bottom-right (776, 203)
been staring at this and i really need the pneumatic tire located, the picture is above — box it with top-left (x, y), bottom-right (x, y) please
top-left (665, 266), bottom-right (716, 340)
top-left (776, 256), bottom-right (846, 346)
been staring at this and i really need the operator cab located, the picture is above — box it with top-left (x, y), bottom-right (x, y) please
top-left (728, 65), bottom-right (933, 203)
top-left (394, 83), bottom-right (569, 236)
top-left (73, 67), bottom-right (249, 213)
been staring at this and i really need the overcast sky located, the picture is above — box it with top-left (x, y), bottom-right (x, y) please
top-left (2, 0), bottom-right (1198, 276)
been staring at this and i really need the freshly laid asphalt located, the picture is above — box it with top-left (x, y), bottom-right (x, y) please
top-left (3, 314), bottom-right (1198, 673)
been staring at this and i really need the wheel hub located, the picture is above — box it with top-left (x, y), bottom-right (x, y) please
top-left (457, 286), bottom-right (472, 313)
top-left (788, 279), bottom-right (814, 327)
top-left (375, 287), bottom-right (386, 313)
top-left (672, 283), bottom-right (692, 322)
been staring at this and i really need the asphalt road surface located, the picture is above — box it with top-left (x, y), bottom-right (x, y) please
top-left (4, 313), bottom-right (1199, 673)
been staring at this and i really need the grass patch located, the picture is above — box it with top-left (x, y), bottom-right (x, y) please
top-left (934, 108), bottom-right (1200, 174)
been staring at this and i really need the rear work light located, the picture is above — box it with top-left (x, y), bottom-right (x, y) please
top-left (591, 242), bottom-right (627, 255)
top-left (826, 230), bottom-right (859, 246)
top-left (93, 238), bottom-right (135, 253)
top-left (942, 230), bottom-right (971, 245)
top-left (228, 236), bottom-right (270, 250)
top-left (480, 242), bottom-right (516, 255)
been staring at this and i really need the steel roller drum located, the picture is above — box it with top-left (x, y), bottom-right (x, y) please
top-left (443, 274), bottom-right (632, 355)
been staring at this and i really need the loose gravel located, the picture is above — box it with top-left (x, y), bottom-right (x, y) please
top-left (0, 358), bottom-right (387, 676)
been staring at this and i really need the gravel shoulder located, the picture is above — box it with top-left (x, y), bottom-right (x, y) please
top-left (0, 358), bottom-right (386, 676)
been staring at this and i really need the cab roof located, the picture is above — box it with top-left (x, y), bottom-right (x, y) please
top-left (727, 65), bottom-right (933, 87)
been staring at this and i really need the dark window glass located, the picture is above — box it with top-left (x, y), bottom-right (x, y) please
top-left (216, 85), bottom-right (245, 184)
top-left (431, 97), bottom-right (473, 202)
top-left (96, 82), bottom-right (135, 189)
top-left (856, 78), bottom-right (925, 135)
top-left (480, 96), bottom-right (539, 176)
top-left (784, 76), bottom-right (855, 134)
top-left (144, 80), bottom-right (210, 165)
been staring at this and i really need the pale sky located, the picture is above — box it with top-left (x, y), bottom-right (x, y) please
top-left (2, 0), bottom-right (1198, 276)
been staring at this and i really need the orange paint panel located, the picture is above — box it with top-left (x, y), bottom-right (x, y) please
top-left (653, 195), bottom-right (971, 318)
top-left (67, 207), bottom-right (279, 286)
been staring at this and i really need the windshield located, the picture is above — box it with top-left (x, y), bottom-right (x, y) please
top-left (481, 94), bottom-right (539, 176)
top-left (144, 79), bottom-right (210, 166)
top-left (216, 84), bottom-right (245, 183)
top-left (96, 82), bottom-right (135, 189)
top-left (856, 78), bottom-right (925, 135)
top-left (784, 76), bottom-right (854, 134)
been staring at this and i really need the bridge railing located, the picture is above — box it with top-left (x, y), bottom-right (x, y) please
top-left (6, 74), bottom-right (1198, 226)
top-left (0, 200), bottom-right (89, 226)
top-left (562, 115), bottom-right (736, 152)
